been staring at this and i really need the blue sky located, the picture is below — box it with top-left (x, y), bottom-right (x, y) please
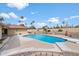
top-left (0, 3), bottom-right (79, 28)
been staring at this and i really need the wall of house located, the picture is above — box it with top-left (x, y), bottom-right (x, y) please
top-left (15, 29), bottom-right (27, 35)
top-left (0, 25), bottom-right (2, 39)
top-left (8, 29), bottom-right (28, 35)
top-left (7, 28), bottom-right (79, 35)
top-left (8, 29), bottom-right (16, 35)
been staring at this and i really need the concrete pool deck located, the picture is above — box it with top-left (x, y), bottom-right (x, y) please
top-left (0, 43), bottom-right (62, 56)
top-left (56, 42), bottom-right (79, 56)
top-left (1, 36), bottom-right (61, 55)
top-left (0, 34), bottom-right (79, 56)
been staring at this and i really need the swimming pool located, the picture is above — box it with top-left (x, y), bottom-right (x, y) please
top-left (23, 34), bottom-right (65, 43)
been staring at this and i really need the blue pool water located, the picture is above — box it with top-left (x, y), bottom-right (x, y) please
top-left (23, 34), bottom-right (65, 43)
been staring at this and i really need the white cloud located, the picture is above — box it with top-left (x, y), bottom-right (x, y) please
top-left (0, 12), bottom-right (19, 19)
top-left (31, 11), bottom-right (38, 15)
top-left (8, 12), bottom-right (18, 19)
top-left (64, 15), bottom-right (79, 20)
top-left (0, 13), bottom-right (10, 19)
top-left (64, 18), bottom-right (68, 21)
top-left (48, 17), bottom-right (59, 23)
top-left (31, 12), bottom-right (35, 15)
top-left (36, 23), bottom-right (47, 28)
top-left (69, 15), bottom-right (79, 19)
top-left (7, 1), bottom-right (29, 10)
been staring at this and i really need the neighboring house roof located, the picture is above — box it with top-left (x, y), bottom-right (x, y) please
top-left (8, 25), bottom-right (26, 29)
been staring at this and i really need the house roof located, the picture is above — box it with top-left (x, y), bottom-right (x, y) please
top-left (8, 25), bottom-right (26, 29)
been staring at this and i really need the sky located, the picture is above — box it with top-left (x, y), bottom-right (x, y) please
top-left (0, 3), bottom-right (79, 28)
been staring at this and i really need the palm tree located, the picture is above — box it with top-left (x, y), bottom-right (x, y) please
top-left (30, 21), bottom-right (35, 25)
top-left (20, 16), bottom-right (24, 19)
top-left (19, 16), bottom-right (24, 23)
top-left (19, 16), bottom-right (25, 26)
top-left (42, 26), bottom-right (48, 33)
top-left (62, 20), bottom-right (65, 28)
top-left (56, 24), bottom-right (60, 28)
top-left (62, 20), bottom-right (69, 28)
top-left (30, 20), bottom-right (36, 29)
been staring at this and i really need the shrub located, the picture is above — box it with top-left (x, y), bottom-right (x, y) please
top-left (58, 29), bottom-right (63, 32)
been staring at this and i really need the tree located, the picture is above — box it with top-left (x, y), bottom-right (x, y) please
top-left (19, 16), bottom-right (25, 26)
top-left (75, 25), bottom-right (79, 28)
top-left (0, 16), bottom-right (4, 23)
top-left (62, 21), bottom-right (65, 25)
top-left (55, 24), bottom-right (60, 28)
top-left (19, 16), bottom-right (24, 22)
top-left (60, 25), bottom-right (63, 28)
top-left (62, 20), bottom-right (69, 28)
top-left (53, 26), bottom-right (56, 29)
top-left (43, 25), bottom-right (49, 29)
top-left (30, 25), bottom-right (36, 29)
top-left (30, 21), bottom-right (35, 25)
top-left (30, 20), bottom-right (35, 29)
top-left (20, 16), bottom-right (24, 19)
top-left (42, 25), bottom-right (48, 33)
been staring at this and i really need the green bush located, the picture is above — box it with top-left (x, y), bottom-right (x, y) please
top-left (58, 29), bottom-right (63, 32)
